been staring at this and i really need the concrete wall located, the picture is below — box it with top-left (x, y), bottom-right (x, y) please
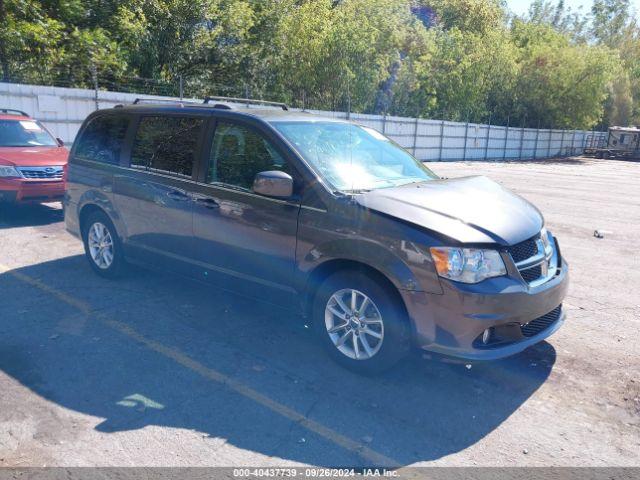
top-left (0, 82), bottom-right (605, 161)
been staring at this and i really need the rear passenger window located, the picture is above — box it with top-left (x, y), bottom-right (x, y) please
top-left (207, 122), bottom-right (289, 189)
top-left (131, 116), bottom-right (203, 177)
top-left (75, 115), bottom-right (129, 165)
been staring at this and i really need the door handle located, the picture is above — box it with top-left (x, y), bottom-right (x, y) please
top-left (167, 190), bottom-right (190, 201)
top-left (195, 197), bottom-right (220, 209)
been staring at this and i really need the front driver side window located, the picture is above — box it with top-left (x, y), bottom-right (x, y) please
top-left (207, 122), bottom-right (289, 189)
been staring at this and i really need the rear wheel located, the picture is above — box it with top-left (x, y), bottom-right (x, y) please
top-left (312, 270), bottom-right (410, 374)
top-left (81, 211), bottom-right (126, 278)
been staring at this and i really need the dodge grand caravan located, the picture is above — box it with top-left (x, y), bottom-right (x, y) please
top-left (64, 98), bottom-right (568, 373)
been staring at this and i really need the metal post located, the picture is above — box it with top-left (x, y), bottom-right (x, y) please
top-left (560, 128), bottom-right (566, 157)
top-left (502, 115), bottom-right (510, 161)
top-left (179, 75), bottom-right (184, 101)
top-left (519, 122), bottom-right (525, 160)
top-left (533, 121), bottom-right (541, 159)
top-left (412, 117), bottom-right (419, 157)
top-left (345, 75), bottom-right (351, 120)
top-left (462, 119), bottom-right (469, 161)
top-left (90, 63), bottom-right (99, 111)
top-left (547, 126), bottom-right (552, 158)
top-left (302, 90), bottom-right (306, 111)
top-left (484, 114), bottom-right (492, 161)
top-left (571, 130), bottom-right (576, 156)
top-left (438, 116), bottom-right (445, 161)
top-left (382, 114), bottom-right (387, 134)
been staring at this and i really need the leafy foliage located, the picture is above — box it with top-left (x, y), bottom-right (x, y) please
top-left (0, 0), bottom-right (637, 128)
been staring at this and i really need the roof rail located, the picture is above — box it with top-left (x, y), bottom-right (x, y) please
top-left (132, 98), bottom-right (198, 106)
top-left (0, 108), bottom-right (30, 117)
top-left (202, 96), bottom-right (288, 111)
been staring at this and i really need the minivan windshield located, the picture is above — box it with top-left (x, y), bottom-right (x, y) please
top-left (273, 121), bottom-right (437, 192)
top-left (0, 119), bottom-right (58, 147)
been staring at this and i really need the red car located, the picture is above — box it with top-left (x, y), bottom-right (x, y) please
top-left (0, 109), bottom-right (69, 204)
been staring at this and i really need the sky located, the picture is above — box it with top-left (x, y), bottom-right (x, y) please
top-left (506, 0), bottom-right (640, 17)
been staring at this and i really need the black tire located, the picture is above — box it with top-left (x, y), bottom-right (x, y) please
top-left (312, 270), bottom-right (410, 375)
top-left (81, 210), bottom-right (126, 279)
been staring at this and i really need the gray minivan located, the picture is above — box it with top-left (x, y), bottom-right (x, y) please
top-left (64, 99), bottom-right (569, 373)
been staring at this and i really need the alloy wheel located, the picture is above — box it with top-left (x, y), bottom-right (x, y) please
top-left (324, 288), bottom-right (384, 360)
top-left (87, 222), bottom-right (114, 269)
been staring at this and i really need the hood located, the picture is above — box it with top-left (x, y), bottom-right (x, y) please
top-left (356, 176), bottom-right (543, 246)
top-left (0, 146), bottom-right (69, 167)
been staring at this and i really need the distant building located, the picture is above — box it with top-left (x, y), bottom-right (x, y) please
top-left (584, 126), bottom-right (640, 159)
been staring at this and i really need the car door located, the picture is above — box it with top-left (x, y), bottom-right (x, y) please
top-left (191, 118), bottom-right (300, 303)
top-left (113, 113), bottom-right (206, 266)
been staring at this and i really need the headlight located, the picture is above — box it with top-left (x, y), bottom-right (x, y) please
top-left (0, 166), bottom-right (21, 178)
top-left (430, 247), bottom-right (506, 284)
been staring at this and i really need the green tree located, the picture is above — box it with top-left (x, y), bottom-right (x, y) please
top-left (511, 21), bottom-right (619, 128)
top-left (523, 0), bottom-right (589, 41)
top-left (0, 0), bottom-right (126, 84)
top-left (272, 0), bottom-right (427, 112)
top-left (424, 0), bottom-right (505, 34)
top-left (591, 0), bottom-right (632, 46)
top-left (585, 0), bottom-right (640, 126)
top-left (0, 0), bottom-right (631, 129)
top-left (605, 75), bottom-right (634, 125)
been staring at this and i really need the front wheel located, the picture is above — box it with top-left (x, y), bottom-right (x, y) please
top-left (82, 211), bottom-right (126, 278)
top-left (312, 270), bottom-right (410, 374)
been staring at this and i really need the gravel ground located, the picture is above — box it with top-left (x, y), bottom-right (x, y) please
top-left (0, 157), bottom-right (638, 467)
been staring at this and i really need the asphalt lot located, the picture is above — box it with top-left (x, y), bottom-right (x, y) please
top-left (0, 157), bottom-right (638, 467)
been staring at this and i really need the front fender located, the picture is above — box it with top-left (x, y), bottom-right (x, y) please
top-left (298, 237), bottom-right (443, 295)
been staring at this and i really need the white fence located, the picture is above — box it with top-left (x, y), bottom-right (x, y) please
top-left (0, 82), bottom-right (605, 161)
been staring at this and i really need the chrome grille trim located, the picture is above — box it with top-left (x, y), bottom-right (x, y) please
top-left (507, 231), bottom-right (558, 287)
top-left (16, 166), bottom-right (64, 179)
top-left (507, 235), bottom-right (539, 263)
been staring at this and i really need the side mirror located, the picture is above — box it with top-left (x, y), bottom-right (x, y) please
top-left (56, 138), bottom-right (64, 147)
top-left (253, 170), bottom-right (293, 198)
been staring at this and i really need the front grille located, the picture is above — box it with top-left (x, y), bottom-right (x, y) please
top-left (17, 166), bottom-right (63, 179)
top-left (505, 232), bottom-right (554, 285)
top-left (505, 235), bottom-right (539, 263)
top-left (520, 265), bottom-right (542, 282)
top-left (521, 305), bottom-right (562, 337)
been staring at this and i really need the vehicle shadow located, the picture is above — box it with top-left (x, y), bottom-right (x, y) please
top-left (0, 202), bottom-right (63, 229)
top-left (0, 255), bottom-right (557, 466)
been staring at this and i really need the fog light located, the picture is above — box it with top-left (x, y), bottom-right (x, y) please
top-left (482, 328), bottom-right (492, 345)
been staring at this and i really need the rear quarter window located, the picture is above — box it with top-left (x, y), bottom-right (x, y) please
top-left (75, 115), bottom-right (130, 165)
